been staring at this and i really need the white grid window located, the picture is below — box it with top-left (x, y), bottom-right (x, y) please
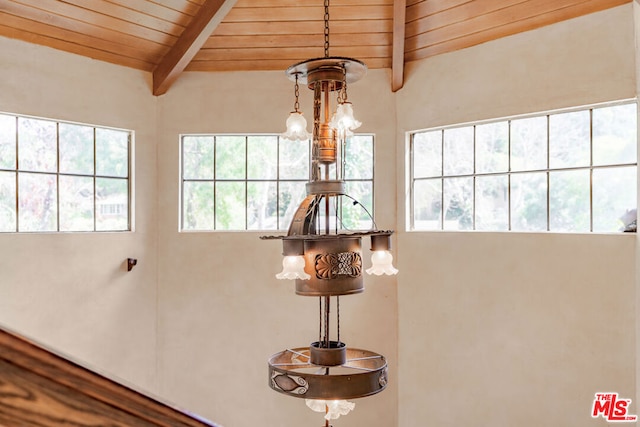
top-left (180, 134), bottom-right (374, 231)
top-left (0, 113), bottom-right (131, 232)
top-left (409, 101), bottom-right (637, 233)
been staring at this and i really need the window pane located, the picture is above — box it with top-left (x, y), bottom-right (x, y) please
top-left (593, 166), bottom-right (637, 232)
top-left (0, 114), bottom-right (131, 233)
top-left (549, 170), bottom-right (590, 232)
top-left (279, 181), bottom-right (307, 231)
top-left (413, 179), bottom-right (441, 230)
top-left (180, 132), bottom-right (372, 232)
top-left (215, 181), bottom-right (245, 230)
top-left (511, 116), bottom-right (547, 171)
top-left (216, 136), bottom-right (246, 180)
top-left (0, 114), bottom-right (16, 169)
top-left (18, 117), bottom-right (57, 173)
top-left (248, 136), bottom-right (277, 180)
top-left (345, 135), bottom-right (373, 180)
top-left (96, 177), bottom-right (128, 231)
top-left (410, 102), bottom-right (636, 234)
top-left (413, 131), bottom-right (441, 178)
top-left (0, 171), bottom-right (16, 231)
top-left (183, 181), bottom-right (214, 230)
top-left (183, 136), bottom-right (214, 180)
top-left (444, 127), bottom-right (474, 176)
top-left (279, 138), bottom-right (308, 179)
top-left (96, 128), bottom-right (128, 177)
top-left (247, 181), bottom-right (277, 230)
top-left (593, 103), bottom-right (637, 166)
top-left (475, 175), bottom-right (508, 230)
top-left (59, 175), bottom-right (94, 231)
top-left (476, 122), bottom-right (508, 174)
top-left (18, 172), bottom-right (57, 231)
top-left (511, 172), bottom-right (547, 231)
top-left (59, 123), bottom-right (94, 175)
top-left (443, 177), bottom-right (473, 230)
top-left (549, 110), bottom-right (590, 168)
top-left (342, 181), bottom-right (373, 230)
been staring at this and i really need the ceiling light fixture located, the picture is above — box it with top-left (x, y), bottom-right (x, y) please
top-left (262, 0), bottom-right (397, 425)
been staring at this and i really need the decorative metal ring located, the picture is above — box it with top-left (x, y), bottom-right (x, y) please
top-left (268, 346), bottom-right (387, 400)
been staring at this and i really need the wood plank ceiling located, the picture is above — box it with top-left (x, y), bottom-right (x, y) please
top-left (0, 0), bottom-right (631, 95)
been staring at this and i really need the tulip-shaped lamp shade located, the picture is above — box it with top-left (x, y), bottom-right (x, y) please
top-left (281, 111), bottom-right (311, 141)
top-left (276, 255), bottom-right (310, 280)
top-left (366, 251), bottom-right (398, 276)
top-left (366, 233), bottom-right (398, 276)
top-left (330, 102), bottom-right (361, 135)
top-left (276, 239), bottom-right (310, 280)
top-left (305, 399), bottom-right (356, 420)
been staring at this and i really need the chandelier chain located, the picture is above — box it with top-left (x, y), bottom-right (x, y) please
top-left (294, 73), bottom-right (300, 112)
top-left (338, 65), bottom-right (348, 104)
top-left (323, 0), bottom-right (330, 57)
top-left (342, 66), bottom-right (348, 102)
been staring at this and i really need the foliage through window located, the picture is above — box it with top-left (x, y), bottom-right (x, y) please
top-left (410, 101), bottom-right (637, 232)
top-left (180, 134), bottom-right (374, 231)
top-left (0, 113), bottom-right (131, 232)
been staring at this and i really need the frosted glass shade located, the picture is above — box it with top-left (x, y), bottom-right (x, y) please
top-left (366, 250), bottom-right (398, 276)
top-left (276, 255), bottom-right (310, 280)
top-left (305, 399), bottom-right (356, 420)
top-left (330, 102), bottom-right (361, 134)
top-left (281, 112), bottom-right (311, 141)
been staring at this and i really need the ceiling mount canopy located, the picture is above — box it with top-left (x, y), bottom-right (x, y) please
top-left (286, 57), bottom-right (367, 87)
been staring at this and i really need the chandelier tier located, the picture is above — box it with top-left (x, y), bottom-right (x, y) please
top-left (262, 0), bottom-right (397, 424)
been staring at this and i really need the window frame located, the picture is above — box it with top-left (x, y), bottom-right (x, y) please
top-left (179, 133), bottom-right (376, 232)
top-left (0, 112), bottom-right (133, 233)
top-left (408, 100), bottom-right (638, 233)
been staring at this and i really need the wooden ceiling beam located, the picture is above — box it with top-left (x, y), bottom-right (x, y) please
top-left (392, 0), bottom-right (407, 92)
top-left (152, 0), bottom-right (238, 96)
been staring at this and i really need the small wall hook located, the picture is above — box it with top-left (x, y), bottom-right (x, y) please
top-left (127, 258), bottom-right (138, 272)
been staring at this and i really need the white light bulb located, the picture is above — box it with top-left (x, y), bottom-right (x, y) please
top-left (366, 250), bottom-right (398, 276)
top-left (276, 255), bottom-right (310, 280)
top-left (281, 112), bottom-right (311, 141)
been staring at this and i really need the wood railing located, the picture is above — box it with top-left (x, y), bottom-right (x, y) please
top-left (0, 327), bottom-right (220, 427)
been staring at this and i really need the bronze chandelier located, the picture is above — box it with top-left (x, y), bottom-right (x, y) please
top-left (261, 0), bottom-right (397, 424)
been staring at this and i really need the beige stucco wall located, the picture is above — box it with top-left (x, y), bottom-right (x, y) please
top-left (0, 37), bottom-right (159, 392)
top-left (0, 3), bottom-right (637, 427)
top-left (396, 4), bottom-right (638, 427)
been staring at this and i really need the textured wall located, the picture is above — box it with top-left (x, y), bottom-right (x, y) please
top-left (0, 36), bottom-right (159, 394)
top-left (396, 4), bottom-right (637, 426)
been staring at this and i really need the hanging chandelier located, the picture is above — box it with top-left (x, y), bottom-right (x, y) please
top-left (262, 0), bottom-right (397, 425)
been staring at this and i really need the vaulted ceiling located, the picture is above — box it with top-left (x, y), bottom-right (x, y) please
top-left (0, 0), bottom-right (631, 95)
